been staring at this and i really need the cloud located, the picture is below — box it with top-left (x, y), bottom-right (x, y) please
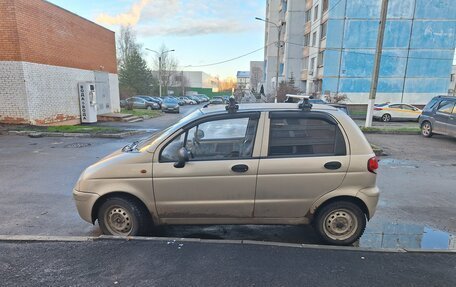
top-left (138, 19), bottom-right (250, 36)
top-left (96, 0), bottom-right (151, 26)
top-left (95, 0), bottom-right (257, 36)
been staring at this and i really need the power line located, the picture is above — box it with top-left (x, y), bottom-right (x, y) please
top-left (182, 43), bottom-right (274, 68)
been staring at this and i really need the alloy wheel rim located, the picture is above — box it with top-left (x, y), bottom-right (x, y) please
top-left (104, 206), bottom-right (133, 236)
top-left (422, 123), bottom-right (430, 135)
top-left (323, 209), bottom-right (358, 241)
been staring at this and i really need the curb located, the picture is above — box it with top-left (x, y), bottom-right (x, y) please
top-left (5, 130), bottom-right (146, 139)
top-left (0, 235), bottom-right (454, 254)
top-left (362, 130), bottom-right (420, 135)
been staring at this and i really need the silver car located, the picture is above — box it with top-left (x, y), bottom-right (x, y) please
top-left (74, 101), bottom-right (380, 245)
top-left (419, 96), bottom-right (456, 138)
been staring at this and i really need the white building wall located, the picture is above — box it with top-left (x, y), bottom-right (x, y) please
top-left (264, 0), bottom-right (283, 95)
top-left (0, 61), bottom-right (120, 125)
top-left (282, 0), bottom-right (306, 84)
top-left (0, 61), bottom-right (29, 123)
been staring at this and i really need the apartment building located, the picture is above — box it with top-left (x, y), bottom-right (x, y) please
top-left (263, 0), bottom-right (456, 105)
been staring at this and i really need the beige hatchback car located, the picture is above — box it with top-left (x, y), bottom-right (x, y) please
top-left (74, 100), bottom-right (380, 245)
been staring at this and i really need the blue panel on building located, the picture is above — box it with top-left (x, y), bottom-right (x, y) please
top-left (411, 21), bottom-right (456, 49)
top-left (380, 50), bottom-right (408, 77)
top-left (405, 78), bottom-right (451, 93)
top-left (341, 49), bottom-right (375, 77)
top-left (326, 20), bottom-right (345, 49)
top-left (407, 50), bottom-right (454, 78)
top-left (415, 0), bottom-right (456, 19)
top-left (323, 50), bottom-right (341, 76)
top-left (329, 0), bottom-right (347, 19)
top-left (344, 20), bottom-right (379, 48)
top-left (384, 20), bottom-right (412, 48)
top-left (387, 0), bottom-right (415, 19)
top-left (346, 0), bottom-right (380, 18)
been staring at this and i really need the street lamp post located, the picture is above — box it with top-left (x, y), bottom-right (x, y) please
top-left (256, 17), bottom-right (283, 103)
top-left (145, 48), bottom-right (175, 98)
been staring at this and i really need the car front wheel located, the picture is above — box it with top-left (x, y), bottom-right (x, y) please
top-left (381, 113), bottom-right (391, 122)
top-left (313, 201), bottom-right (366, 246)
top-left (97, 196), bottom-right (152, 236)
top-left (421, 121), bottom-right (433, 137)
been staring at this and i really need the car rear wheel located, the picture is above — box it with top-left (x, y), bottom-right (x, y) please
top-left (421, 121), bottom-right (433, 137)
top-left (97, 196), bottom-right (152, 236)
top-left (381, 113), bottom-right (391, 122)
top-left (313, 201), bottom-right (366, 246)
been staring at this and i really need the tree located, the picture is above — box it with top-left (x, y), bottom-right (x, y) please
top-left (154, 44), bottom-right (178, 96)
top-left (276, 73), bottom-right (302, 102)
top-left (117, 25), bottom-right (157, 103)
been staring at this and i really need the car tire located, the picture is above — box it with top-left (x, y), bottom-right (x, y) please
top-left (313, 201), bottom-right (366, 246)
top-left (421, 121), bottom-right (433, 138)
top-left (381, 113), bottom-right (391, 122)
top-left (97, 196), bottom-right (152, 236)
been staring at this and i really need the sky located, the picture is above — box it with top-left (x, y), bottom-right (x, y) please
top-left (48, 0), bottom-right (267, 79)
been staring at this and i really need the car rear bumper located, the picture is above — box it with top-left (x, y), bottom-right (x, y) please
top-left (163, 107), bottom-right (179, 112)
top-left (356, 186), bottom-right (380, 219)
top-left (73, 189), bottom-right (99, 223)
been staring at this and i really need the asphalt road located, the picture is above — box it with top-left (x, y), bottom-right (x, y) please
top-left (0, 105), bottom-right (455, 249)
top-left (1, 239), bottom-right (455, 287)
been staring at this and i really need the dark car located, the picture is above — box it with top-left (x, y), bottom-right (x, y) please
top-left (137, 96), bottom-right (162, 108)
top-left (162, 97), bottom-right (180, 113)
top-left (188, 96), bottom-right (201, 104)
top-left (419, 96), bottom-right (456, 138)
top-left (209, 98), bottom-right (224, 105)
top-left (123, 97), bottom-right (160, 110)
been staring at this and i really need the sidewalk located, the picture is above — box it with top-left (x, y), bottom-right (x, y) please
top-left (1, 237), bottom-right (455, 286)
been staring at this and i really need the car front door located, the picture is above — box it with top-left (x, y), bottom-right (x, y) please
top-left (254, 111), bottom-right (350, 218)
top-left (447, 102), bottom-right (456, 137)
top-left (133, 98), bottom-right (144, 109)
top-left (433, 101), bottom-right (455, 135)
top-left (400, 104), bottom-right (419, 120)
top-left (152, 112), bottom-right (263, 221)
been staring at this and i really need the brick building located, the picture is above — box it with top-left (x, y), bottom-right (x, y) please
top-left (0, 0), bottom-right (120, 125)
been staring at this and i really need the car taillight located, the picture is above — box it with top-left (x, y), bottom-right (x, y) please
top-left (374, 107), bottom-right (383, 111)
top-left (368, 157), bottom-right (379, 174)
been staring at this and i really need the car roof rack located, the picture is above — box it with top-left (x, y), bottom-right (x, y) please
top-left (286, 94), bottom-right (313, 111)
top-left (225, 96), bottom-right (239, 113)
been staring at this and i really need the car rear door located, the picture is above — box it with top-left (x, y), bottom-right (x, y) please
top-left (387, 104), bottom-right (403, 119)
top-left (152, 112), bottom-right (263, 220)
top-left (254, 111), bottom-right (349, 218)
top-left (400, 104), bottom-right (420, 120)
top-left (433, 101), bottom-right (455, 135)
top-left (447, 102), bottom-right (456, 137)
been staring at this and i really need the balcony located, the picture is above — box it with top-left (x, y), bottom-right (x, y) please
top-left (301, 69), bottom-right (308, 81)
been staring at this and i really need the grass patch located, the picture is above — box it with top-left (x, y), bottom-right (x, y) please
top-left (121, 108), bottom-right (162, 118)
top-left (360, 126), bottom-right (420, 133)
top-left (350, 110), bottom-right (367, 116)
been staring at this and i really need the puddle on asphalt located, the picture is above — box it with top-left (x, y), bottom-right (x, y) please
top-left (359, 222), bottom-right (456, 250)
top-left (379, 158), bottom-right (419, 169)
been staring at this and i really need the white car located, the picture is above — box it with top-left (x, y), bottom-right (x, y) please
top-left (373, 103), bottom-right (422, 122)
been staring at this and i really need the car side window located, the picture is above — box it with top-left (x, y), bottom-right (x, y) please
top-left (268, 112), bottom-right (346, 157)
top-left (389, 104), bottom-right (401, 109)
top-left (437, 102), bottom-right (456, 114)
top-left (160, 116), bottom-right (259, 162)
top-left (401, 105), bottom-right (414, 110)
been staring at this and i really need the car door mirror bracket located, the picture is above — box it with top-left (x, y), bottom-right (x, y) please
top-left (174, 147), bottom-right (190, 168)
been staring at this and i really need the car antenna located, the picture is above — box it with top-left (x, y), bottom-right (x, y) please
top-left (225, 96), bottom-right (239, 113)
top-left (286, 94), bottom-right (313, 111)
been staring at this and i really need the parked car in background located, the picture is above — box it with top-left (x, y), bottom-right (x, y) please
top-left (74, 100), bottom-right (379, 246)
top-left (180, 97), bottom-right (197, 105)
top-left (162, 97), bottom-right (180, 113)
top-left (196, 95), bottom-right (209, 102)
top-left (328, 104), bottom-right (350, 116)
top-left (137, 96), bottom-right (162, 108)
top-left (419, 96), bottom-right (456, 138)
top-left (209, 98), bottom-right (224, 105)
top-left (188, 96), bottom-right (201, 104)
top-left (123, 97), bottom-right (160, 110)
top-left (373, 103), bottom-right (422, 122)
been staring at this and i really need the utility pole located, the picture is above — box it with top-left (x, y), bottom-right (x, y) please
top-left (255, 17), bottom-right (283, 103)
top-left (145, 48), bottom-right (175, 98)
top-left (274, 23), bottom-right (283, 103)
top-left (365, 0), bottom-right (389, 127)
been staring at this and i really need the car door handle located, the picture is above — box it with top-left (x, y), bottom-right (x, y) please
top-left (324, 161), bottom-right (342, 170)
top-left (231, 164), bottom-right (249, 173)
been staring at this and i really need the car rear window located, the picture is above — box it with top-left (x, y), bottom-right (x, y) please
top-left (268, 112), bottom-right (346, 157)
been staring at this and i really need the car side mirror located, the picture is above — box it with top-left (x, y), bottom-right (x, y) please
top-left (195, 129), bottom-right (205, 140)
top-left (174, 147), bottom-right (189, 168)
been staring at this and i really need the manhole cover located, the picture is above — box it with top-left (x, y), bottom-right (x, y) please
top-left (64, 143), bottom-right (92, 148)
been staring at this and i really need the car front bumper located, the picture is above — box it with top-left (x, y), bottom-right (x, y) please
top-left (73, 189), bottom-right (99, 223)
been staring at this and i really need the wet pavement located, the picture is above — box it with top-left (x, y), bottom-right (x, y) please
top-left (0, 109), bottom-right (455, 251)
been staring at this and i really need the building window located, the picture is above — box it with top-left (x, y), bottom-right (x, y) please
top-left (302, 80), bottom-right (307, 92)
top-left (323, 0), bottom-right (329, 12)
top-left (312, 32), bottom-right (317, 46)
top-left (303, 56), bottom-right (309, 69)
top-left (304, 33), bottom-right (310, 46)
top-left (321, 22), bottom-right (327, 40)
top-left (451, 73), bottom-right (455, 82)
top-left (317, 51), bottom-right (325, 67)
top-left (310, 57), bottom-right (316, 73)
top-left (314, 5), bottom-right (319, 21)
top-left (305, 9), bottom-right (311, 23)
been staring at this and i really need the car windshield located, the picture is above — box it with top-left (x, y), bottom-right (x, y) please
top-left (136, 109), bottom-right (203, 151)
